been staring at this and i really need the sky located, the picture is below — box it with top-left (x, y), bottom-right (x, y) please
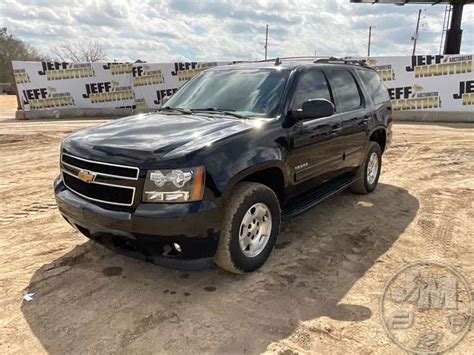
top-left (1, 0), bottom-right (473, 62)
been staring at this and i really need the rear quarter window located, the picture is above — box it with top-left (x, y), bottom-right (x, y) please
top-left (358, 69), bottom-right (390, 105)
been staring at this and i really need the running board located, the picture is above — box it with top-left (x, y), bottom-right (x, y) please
top-left (282, 174), bottom-right (357, 218)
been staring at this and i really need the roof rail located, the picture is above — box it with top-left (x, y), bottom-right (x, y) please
top-left (313, 57), bottom-right (370, 68)
top-left (257, 56), bottom-right (318, 63)
top-left (256, 56), bottom-right (371, 68)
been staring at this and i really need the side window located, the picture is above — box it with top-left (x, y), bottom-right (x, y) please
top-left (291, 70), bottom-right (332, 110)
top-left (358, 69), bottom-right (390, 105)
top-left (327, 70), bottom-right (362, 112)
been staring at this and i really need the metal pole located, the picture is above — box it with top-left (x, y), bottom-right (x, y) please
top-left (368, 26), bottom-right (372, 57)
top-left (439, 6), bottom-right (448, 55)
top-left (412, 9), bottom-right (421, 57)
top-left (264, 24), bottom-right (269, 60)
top-left (444, 2), bottom-right (464, 54)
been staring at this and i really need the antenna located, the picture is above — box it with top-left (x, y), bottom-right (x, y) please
top-left (368, 26), bottom-right (372, 57)
top-left (264, 24), bottom-right (269, 60)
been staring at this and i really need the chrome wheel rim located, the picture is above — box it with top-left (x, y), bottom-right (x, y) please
top-left (238, 203), bottom-right (272, 258)
top-left (367, 152), bottom-right (379, 185)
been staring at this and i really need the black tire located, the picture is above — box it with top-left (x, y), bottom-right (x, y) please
top-left (214, 182), bottom-right (281, 274)
top-left (350, 142), bottom-right (382, 194)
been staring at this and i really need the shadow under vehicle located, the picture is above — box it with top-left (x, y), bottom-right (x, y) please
top-left (25, 183), bottom-right (418, 353)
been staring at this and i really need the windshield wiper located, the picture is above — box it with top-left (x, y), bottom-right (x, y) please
top-left (190, 107), bottom-right (248, 119)
top-left (158, 106), bottom-right (193, 115)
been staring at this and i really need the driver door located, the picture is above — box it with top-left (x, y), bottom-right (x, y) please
top-left (287, 69), bottom-right (345, 184)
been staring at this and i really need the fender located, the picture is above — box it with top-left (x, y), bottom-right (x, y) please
top-left (354, 125), bottom-right (387, 168)
top-left (368, 125), bottom-right (387, 138)
top-left (367, 125), bottom-right (387, 151)
top-left (220, 159), bottom-right (289, 202)
top-left (196, 118), bottom-right (289, 204)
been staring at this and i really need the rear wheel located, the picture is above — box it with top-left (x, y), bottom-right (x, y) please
top-left (350, 142), bottom-right (382, 194)
top-left (214, 182), bottom-right (281, 274)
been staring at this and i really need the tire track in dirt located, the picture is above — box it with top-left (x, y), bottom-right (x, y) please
top-left (1, 117), bottom-right (473, 354)
top-left (0, 202), bottom-right (57, 226)
top-left (417, 188), bottom-right (472, 259)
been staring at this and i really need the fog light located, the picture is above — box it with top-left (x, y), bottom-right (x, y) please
top-left (173, 242), bottom-right (182, 252)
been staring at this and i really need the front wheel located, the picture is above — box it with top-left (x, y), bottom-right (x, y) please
top-left (350, 141), bottom-right (382, 194)
top-left (214, 182), bottom-right (281, 274)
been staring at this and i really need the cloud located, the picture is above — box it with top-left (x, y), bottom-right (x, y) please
top-left (168, 0), bottom-right (299, 25)
top-left (0, 0), bottom-right (472, 62)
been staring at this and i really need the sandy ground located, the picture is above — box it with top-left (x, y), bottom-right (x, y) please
top-left (0, 95), bottom-right (473, 354)
top-left (0, 96), bottom-right (18, 121)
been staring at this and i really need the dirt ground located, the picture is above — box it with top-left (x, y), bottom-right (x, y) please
top-left (0, 95), bottom-right (473, 354)
top-left (0, 95), bottom-right (18, 121)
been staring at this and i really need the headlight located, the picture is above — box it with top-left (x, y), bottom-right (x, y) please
top-left (142, 166), bottom-right (205, 203)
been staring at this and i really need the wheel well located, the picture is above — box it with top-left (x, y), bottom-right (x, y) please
top-left (240, 168), bottom-right (285, 203)
top-left (370, 129), bottom-right (386, 153)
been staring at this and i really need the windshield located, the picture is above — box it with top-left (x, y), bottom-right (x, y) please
top-left (163, 68), bottom-right (290, 118)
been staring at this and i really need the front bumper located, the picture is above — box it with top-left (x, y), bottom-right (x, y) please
top-left (54, 177), bottom-right (222, 269)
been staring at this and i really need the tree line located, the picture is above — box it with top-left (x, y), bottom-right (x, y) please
top-left (0, 28), bottom-right (107, 87)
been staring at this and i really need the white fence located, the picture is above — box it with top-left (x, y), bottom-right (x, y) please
top-left (12, 55), bottom-right (474, 115)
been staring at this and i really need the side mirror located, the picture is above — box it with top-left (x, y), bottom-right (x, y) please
top-left (296, 99), bottom-right (335, 120)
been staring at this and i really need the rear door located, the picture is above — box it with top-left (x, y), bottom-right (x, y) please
top-left (287, 69), bottom-right (345, 184)
top-left (325, 68), bottom-right (368, 169)
top-left (356, 68), bottom-right (393, 146)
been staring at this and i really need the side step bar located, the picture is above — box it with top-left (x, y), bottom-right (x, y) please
top-left (282, 174), bottom-right (357, 218)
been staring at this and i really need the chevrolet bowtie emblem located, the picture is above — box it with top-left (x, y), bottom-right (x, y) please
top-left (78, 170), bottom-right (96, 183)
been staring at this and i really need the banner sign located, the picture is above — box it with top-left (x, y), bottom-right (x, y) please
top-left (12, 60), bottom-right (233, 112)
top-left (363, 55), bottom-right (473, 112)
top-left (13, 61), bottom-right (133, 110)
top-left (12, 55), bottom-right (473, 113)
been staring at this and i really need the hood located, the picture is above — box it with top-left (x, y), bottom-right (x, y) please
top-left (63, 112), bottom-right (255, 163)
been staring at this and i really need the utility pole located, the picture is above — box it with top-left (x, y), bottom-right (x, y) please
top-left (439, 5), bottom-right (451, 55)
top-left (444, 1), bottom-right (464, 54)
top-left (264, 24), bottom-right (269, 60)
top-left (412, 9), bottom-right (421, 56)
top-left (367, 26), bottom-right (372, 57)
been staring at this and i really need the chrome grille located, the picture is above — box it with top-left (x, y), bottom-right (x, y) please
top-left (60, 152), bottom-right (139, 207)
top-left (61, 152), bottom-right (139, 180)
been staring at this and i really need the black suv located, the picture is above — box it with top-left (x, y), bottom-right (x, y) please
top-left (54, 58), bottom-right (392, 274)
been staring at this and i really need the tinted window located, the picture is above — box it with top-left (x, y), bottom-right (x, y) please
top-left (291, 70), bottom-right (332, 110)
top-left (358, 69), bottom-right (390, 105)
top-left (327, 70), bottom-right (362, 112)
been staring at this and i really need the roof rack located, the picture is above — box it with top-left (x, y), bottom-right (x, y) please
top-left (257, 56), bottom-right (319, 63)
top-left (256, 56), bottom-right (372, 68)
top-left (313, 57), bottom-right (370, 68)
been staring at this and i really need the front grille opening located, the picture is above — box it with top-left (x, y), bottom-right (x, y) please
top-left (63, 173), bottom-right (134, 206)
top-left (62, 153), bottom-right (138, 179)
top-left (113, 236), bottom-right (140, 253)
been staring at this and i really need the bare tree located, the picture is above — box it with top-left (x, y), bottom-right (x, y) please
top-left (0, 28), bottom-right (43, 83)
top-left (51, 40), bottom-right (107, 62)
